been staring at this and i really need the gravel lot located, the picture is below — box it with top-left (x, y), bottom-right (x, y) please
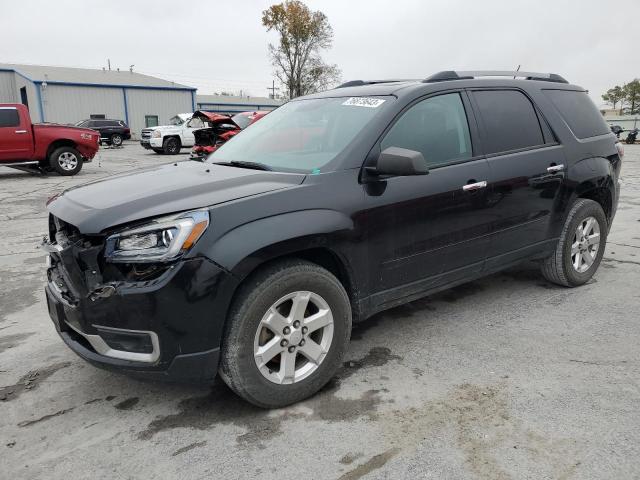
top-left (1, 143), bottom-right (639, 479)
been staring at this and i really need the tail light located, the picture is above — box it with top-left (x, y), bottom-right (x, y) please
top-left (124, 128), bottom-right (131, 134)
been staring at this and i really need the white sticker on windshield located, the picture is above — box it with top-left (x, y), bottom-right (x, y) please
top-left (342, 97), bottom-right (386, 108)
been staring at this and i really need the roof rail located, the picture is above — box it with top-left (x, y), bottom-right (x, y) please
top-left (335, 79), bottom-right (415, 89)
top-left (423, 70), bottom-right (569, 84)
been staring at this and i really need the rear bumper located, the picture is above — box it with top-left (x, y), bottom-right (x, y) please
top-left (45, 256), bottom-right (238, 384)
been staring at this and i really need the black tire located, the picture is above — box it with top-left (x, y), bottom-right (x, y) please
top-left (49, 146), bottom-right (83, 176)
top-left (163, 137), bottom-right (181, 155)
top-left (152, 148), bottom-right (164, 154)
top-left (541, 199), bottom-right (607, 287)
top-left (220, 259), bottom-right (352, 408)
top-left (110, 133), bottom-right (123, 147)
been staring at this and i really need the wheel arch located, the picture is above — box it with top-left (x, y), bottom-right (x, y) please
top-left (46, 139), bottom-right (78, 160)
top-left (576, 183), bottom-right (613, 222)
top-left (206, 209), bottom-right (361, 321)
top-left (163, 135), bottom-right (181, 145)
top-left (568, 156), bottom-right (616, 224)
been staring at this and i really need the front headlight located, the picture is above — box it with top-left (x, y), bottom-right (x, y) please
top-left (105, 210), bottom-right (209, 263)
top-left (152, 130), bottom-right (162, 138)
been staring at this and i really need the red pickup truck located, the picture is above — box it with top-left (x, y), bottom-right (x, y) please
top-left (0, 104), bottom-right (100, 176)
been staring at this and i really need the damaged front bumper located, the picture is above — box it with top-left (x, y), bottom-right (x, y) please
top-left (43, 227), bottom-right (239, 384)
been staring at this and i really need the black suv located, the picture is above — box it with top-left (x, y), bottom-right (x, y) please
top-left (75, 119), bottom-right (131, 146)
top-left (45, 71), bottom-right (622, 407)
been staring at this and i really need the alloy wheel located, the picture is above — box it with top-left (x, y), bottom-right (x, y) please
top-left (57, 152), bottom-right (78, 171)
top-left (571, 216), bottom-right (601, 273)
top-left (254, 291), bottom-right (334, 385)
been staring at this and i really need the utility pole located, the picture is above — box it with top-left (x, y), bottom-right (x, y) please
top-left (107, 59), bottom-right (111, 71)
top-left (267, 80), bottom-right (276, 99)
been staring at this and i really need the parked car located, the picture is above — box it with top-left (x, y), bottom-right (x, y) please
top-left (75, 119), bottom-right (130, 146)
top-left (190, 111), bottom-right (269, 160)
top-left (0, 103), bottom-right (99, 175)
top-left (139, 113), bottom-right (201, 154)
top-left (43, 70), bottom-right (622, 407)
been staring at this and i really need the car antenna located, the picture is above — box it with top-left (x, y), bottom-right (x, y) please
top-left (514, 64), bottom-right (521, 79)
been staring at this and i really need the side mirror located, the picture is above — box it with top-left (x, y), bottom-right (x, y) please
top-left (373, 147), bottom-right (429, 177)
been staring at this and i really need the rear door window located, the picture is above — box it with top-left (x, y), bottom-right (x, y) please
top-left (0, 108), bottom-right (20, 127)
top-left (472, 90), bottom-right (546, 155)
top-left (543, 90), bottom-right (610, 139)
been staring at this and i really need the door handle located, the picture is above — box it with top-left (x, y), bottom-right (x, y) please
top-left (15, 130), bottom-right (27, 134)
top-left (462, 180), bottom-right (487, 191)
top-left (547, 164), bottom-right (564, 173)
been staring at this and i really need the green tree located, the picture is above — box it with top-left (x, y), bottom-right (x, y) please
top-left (624, 79), bottom-right (640, 114)
top-left (602, 85), bottom-right (625, 114)
top-left (262, 1), bottom-right (341, 99)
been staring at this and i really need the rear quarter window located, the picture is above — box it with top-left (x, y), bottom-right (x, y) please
top-left (543, 90), bottom-right (610, 139)
top-left (0, 108), bottom-right (20, 127)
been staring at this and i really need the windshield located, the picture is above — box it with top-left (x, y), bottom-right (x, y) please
top-left (231, 113), bottom-right (252, 130)
top-left (168, 116), bottom-right (185, 126)
top-left (208, 97), bottom-right (389, 173)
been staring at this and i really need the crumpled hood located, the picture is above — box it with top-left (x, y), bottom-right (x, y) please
top-left (48, 161), bottom-right (305, 233)
top-left (192, 110), bottom-right (239, 128)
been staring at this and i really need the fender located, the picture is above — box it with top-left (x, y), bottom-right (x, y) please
top-left (204, 209), bottom-right (355, 280)
top-left (569, 156), bottom-right (614, 203)
top-left (554, 155), bottom-right (616, 235)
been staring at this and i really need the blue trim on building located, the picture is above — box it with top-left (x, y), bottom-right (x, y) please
top-left (122, 88), bottom-right (130, 124)
top-left (1, 68), bottom-right (42, 121)
top-left (38, 80), bottom-right (196, 91)
top-left (0, 68), bottom-right (195, 91)
top-left (0, 67), bottom-right (36, 83)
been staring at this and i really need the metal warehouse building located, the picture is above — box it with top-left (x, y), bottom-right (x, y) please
top-left (0, 63), bottom-right (196, 138)
top-left (196, 94), bottom-right (283, 114)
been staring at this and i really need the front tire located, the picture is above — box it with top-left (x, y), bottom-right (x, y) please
top-left (49, 146), bottom-right (83, 176)
top-left (163, 137), bottom-right (180, 155)
top-left (220, 259), bottom-right (352, 408)
top-left (541, 199), bottom-right (607, 287)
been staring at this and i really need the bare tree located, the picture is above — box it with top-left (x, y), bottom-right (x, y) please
top-left (262, 1), bottom-right (341, 99)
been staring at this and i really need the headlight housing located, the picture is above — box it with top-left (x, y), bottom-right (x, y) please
top-left (105, 210), bottom-right (209, 263)
top-left (152, 130), bottom-right (162, 138)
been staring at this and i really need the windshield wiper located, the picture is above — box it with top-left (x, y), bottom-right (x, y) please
top-left (214, 160), bottom-right (272, 171)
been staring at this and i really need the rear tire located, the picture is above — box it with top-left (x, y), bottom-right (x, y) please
top-left (110, 133), bottom-right (123, 147)
top-left (163, 137), bottom-right (180, 155)
top-left (541, 199), bottom-right (607, 287)
top-left (49, 146), bottom-right (83, 176)
top-left (220, 259), bottom-right (352, 408)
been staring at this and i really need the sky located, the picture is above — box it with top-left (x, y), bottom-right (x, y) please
top-left (1, 0), bottom-right (638, 106)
